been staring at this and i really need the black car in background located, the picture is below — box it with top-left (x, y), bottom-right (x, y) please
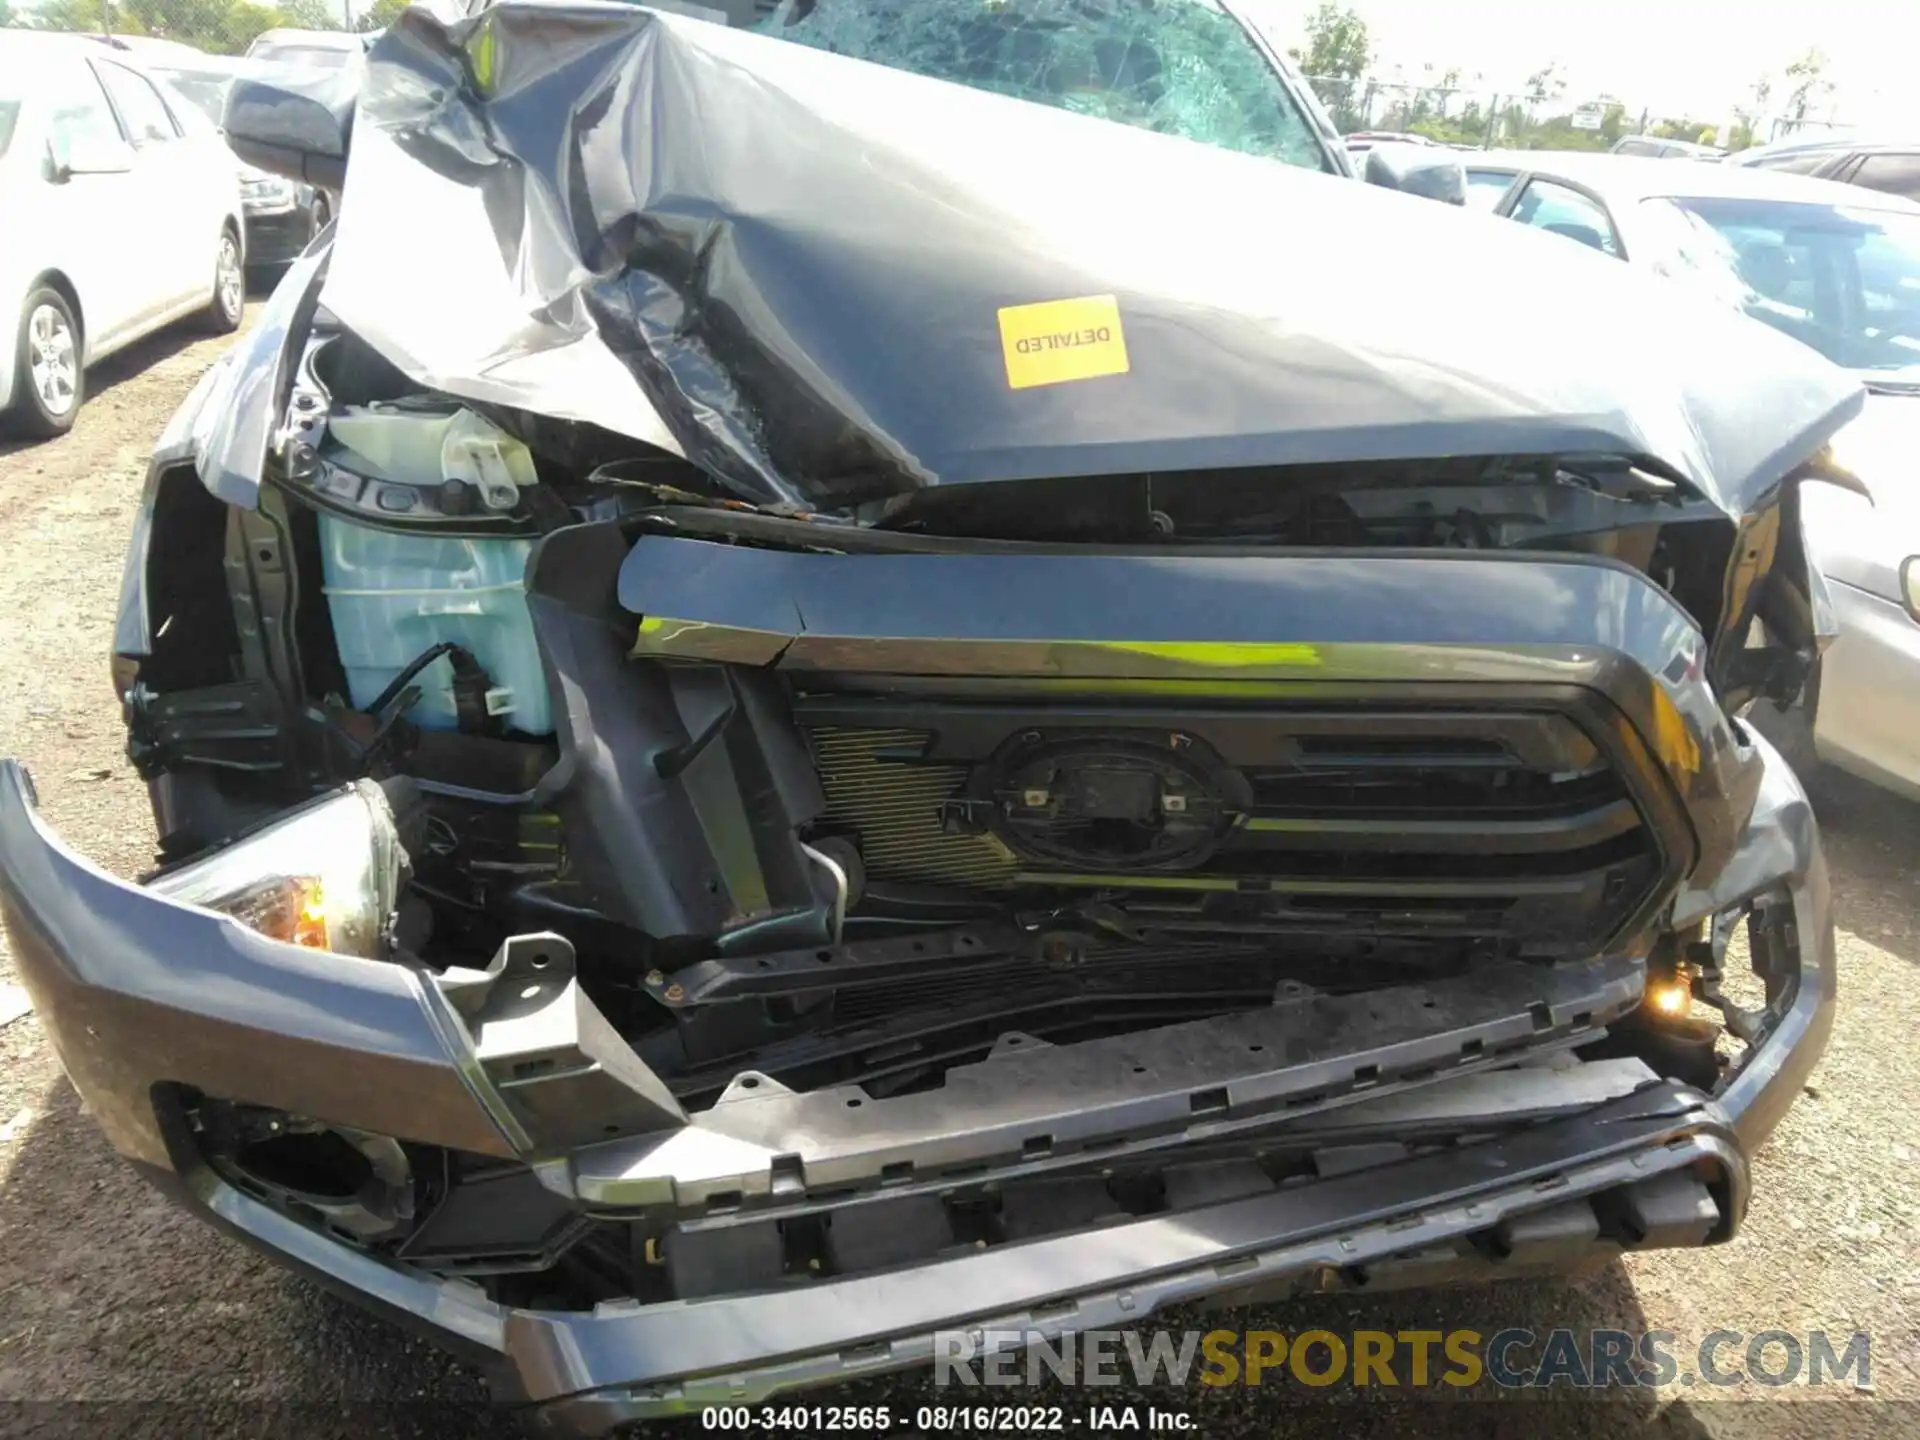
top-left (1730, 135), bottom-right (1920, 204)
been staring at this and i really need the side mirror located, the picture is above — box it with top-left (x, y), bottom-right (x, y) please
top-left (1363, 142), bottom-right (1468, 206)
top-left (222, 69), bottom-right (357, 193)
top-left (47, 134), bottom-right (135, 182)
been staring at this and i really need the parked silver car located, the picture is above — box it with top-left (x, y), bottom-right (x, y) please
top-left (1612, 135), bottom-right (1724, 161)
top-left (1463, 151), bottom-right (1920, 797)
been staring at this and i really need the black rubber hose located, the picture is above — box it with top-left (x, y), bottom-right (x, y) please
top-left (366, 642), bottom-right (495, 736)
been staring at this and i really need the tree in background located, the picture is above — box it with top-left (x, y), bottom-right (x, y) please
top-left (1289, 3), bottom-right (1370, 131)
top-left (1523, 61), bottom-right (1566, 122)
top-left (10, 0), bottom-right (356, 48)
top-left (1728, 51), bottom-right (1833, 150)
top-left (27, 0), bottom-right (287, 48)
top-left (1781, 47), bottom-right (1833, 129)
top-left (283, 0), bottom-right (347, 26)
top-left (1726, 73), bottom-right (1772, 152)
top-left (1652, 118), bottom-right (1717, 144)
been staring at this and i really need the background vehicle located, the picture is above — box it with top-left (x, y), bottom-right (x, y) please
top-left (1612, 135), bottom-right (1723, 160)
top-left (1727, 135), bottom-right (1920, 205)
top-left (83, 34), bottom-right (208, 65)
top-left (1461, 150), bottom-right (1920, 796)
top-left (243, 28), bottom-right (368, 69)
top-left (0, 32), bottom-right (245, 437)
top-left (146, 53), bottom-right (334, 270)
top-left (1345, 128), bottom-right (1440, 162)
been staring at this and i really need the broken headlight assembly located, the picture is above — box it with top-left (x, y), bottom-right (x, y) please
top-left (149, 781), bottom-right (410, 959)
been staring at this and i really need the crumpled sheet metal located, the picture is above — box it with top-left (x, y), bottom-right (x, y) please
top-left (321, 2), bottom-right (1861, 514)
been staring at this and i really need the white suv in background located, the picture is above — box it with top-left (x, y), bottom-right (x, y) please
top-left (0, 32), bottom-right (246, 437)
top-left (243, 28), bottom-right (369, 69)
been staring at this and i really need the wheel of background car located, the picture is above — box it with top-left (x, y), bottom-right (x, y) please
top-left (311, 193), bottom-right (332, 237)
top-left (204, 225), bottom-right (245, 335)
top-left (6, 288), bottom-right (85, 439)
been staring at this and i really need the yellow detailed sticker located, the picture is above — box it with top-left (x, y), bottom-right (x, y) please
top-left (997, 294), bottom-right (1130, 390)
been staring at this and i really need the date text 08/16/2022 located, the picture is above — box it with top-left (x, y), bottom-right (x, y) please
top-left (700, 1404), bottom-right (1192, 1432)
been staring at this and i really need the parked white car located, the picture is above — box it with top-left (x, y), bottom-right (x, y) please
top-left (243, 29), bottom-right (369, 69)
top-left (0, 32), bottom-right (246, 437)
top-left (1460, 150), bottom-right (1920, 797)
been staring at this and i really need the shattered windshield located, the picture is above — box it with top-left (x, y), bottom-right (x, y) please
top-left (1641, 196), bottom-right (1920, 380)
top-left (754, 0), bottom-right (1331, 171)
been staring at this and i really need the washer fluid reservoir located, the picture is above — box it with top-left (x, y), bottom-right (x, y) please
top-left (318, 407), bottom-right (553, 736)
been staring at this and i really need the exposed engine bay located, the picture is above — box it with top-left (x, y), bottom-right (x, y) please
top-left (110, 308), bottom-right (1830, 1309)
top-left (157, 323), bottom-right (1771, 987)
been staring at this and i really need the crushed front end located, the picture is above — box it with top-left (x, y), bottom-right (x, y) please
top-left (0, 5), bottom-right (1853, 1428)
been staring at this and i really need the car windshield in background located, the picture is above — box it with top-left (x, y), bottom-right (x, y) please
top-left (251, 45), bottom-right (354, 68)
top-left (753, 0), bottom-right (1327, 170)
top-left (1643, 195), bottom-right (1920, 378)
top-left (148, 68), bottom-right (230, 128)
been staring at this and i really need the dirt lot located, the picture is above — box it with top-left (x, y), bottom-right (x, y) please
top-left (1, 312), bottom-right (1918, 1440)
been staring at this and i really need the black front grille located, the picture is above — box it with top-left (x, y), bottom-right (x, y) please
top-left (799, 695), bottom-right (1678, 959)
top-left (807, 725), bottom-right (1018, 888)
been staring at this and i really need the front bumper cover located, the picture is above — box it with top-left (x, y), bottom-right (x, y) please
top-left (0, 733), bottom-right (1834, 1427)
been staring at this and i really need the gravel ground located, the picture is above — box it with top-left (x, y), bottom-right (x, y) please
top-left (1, 313), bottom-right (1917, 1440)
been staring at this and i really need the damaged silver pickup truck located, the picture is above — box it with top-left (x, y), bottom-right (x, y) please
top-left (0, 1), bottom-right (1856, 1428)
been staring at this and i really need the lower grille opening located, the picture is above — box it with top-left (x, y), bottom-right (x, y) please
top-left (632, 694), bottom-right (1678, 1109)
top-left (232, 1131), bottom-right (372, 1201)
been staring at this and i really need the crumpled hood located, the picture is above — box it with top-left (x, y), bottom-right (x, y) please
top-left (320, 2), bottom-right (1864, 516)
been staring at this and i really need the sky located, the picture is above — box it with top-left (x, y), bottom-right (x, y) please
top-left (1246, 0), bottom-right (1918, 132)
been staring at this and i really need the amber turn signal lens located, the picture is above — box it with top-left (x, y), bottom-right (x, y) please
top-left (149, 782), bottom-right (407, 959)
top-left (1646, 977), bottom-right (1691, 1016)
